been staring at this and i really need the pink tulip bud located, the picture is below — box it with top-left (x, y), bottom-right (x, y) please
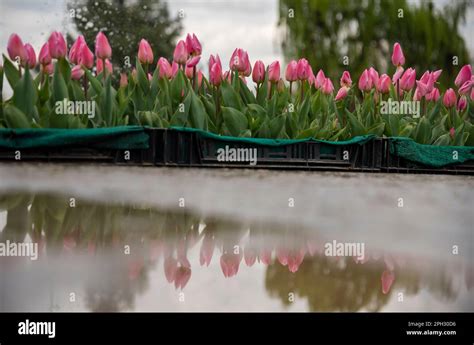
top-left (200, 234), bottom-right (215, 267)
top-left (449, 127), bottom-right (455, 139)
top-left (209, 54), bottom-right (223, 86)
top-left (185, 65), bottom-right (193, 79)
top-left (7, 33), bottom-right (28, 63)
top-left (315, 69), bottom-right (326, 89)
top-left (185, 33), bottom-right (202, 56)
top-left (148, 73), bottom-right (152, 81)
top-left (443, 88), bottom-right (457, 108)
top-left (285, 60), bottom-right (298, 82)
top-left (399, 68), bottom-right (416, 91)
top-left (358, 69), bottom-right (372, 91)
top-left (24, 43), bottom-right (36, 69)
top-left (297, 58), bottom-right (310, 81)
top-left (95, 32), bottom-right (112, 60)
top-left (322, 78), bottom-right (334, 94)
top-left (458, 78), bottom-right (473, 95)
top-left (78, 43), bottom-right (94, 69)
top-left (268, 61), bottom-right (280, 83)
top-left (391, 42), bottom-right (405, 66)
top-left (131, 68), bottom-right (137, 82)
top-left (335, 86), bottom-right (348, 101)
top-left (229, 48), bottom-right (250, 73)
top-left (186, 55), bottom-right (200, 68)
top-left (96, 58), bottom-right (112, 75)
top-left (42, 62), bottom-right (53, 75)
top-left (455, 64), bottom-right (472, 88)
top-left (471, 87), bottom-right (474, 101)
top-left (413, 88), bottom-right (422, 101)
top-left (308, 68), bottom-right (316, 87)
top-left (220, 253), bottom-right (242, 278)
top-left (120, 73), bottom-right (128, 87)
top-left (425, 87), bottom-right (440, 102)
top-left (377, 74), bottom-right (391, 94)
top-left (416, 80), bottom-right (431, 97)
top-left (173, 40), bottom-right (188, 65)
top-left (457, 95), bottom-right (467, 111)
top-left (138, 39), bottom-right (154, 65)
top-left (48, 31), bottom-right (67, 59)
top-left (71, 65), bottom-right (84, 80)
top-left (340, 71), bottom-right (352, 87)
top-left (171, 61), bottom-right (179, 78)
top-left (38, 43), bottom-right (51, 66)
top-left (157, 57), bottom-right (172, 79)
top-left (252, 60), bottom-right (265, 84)
top-left (69, 35), bottom-right (85, 64)
top-left (392, 66), bottom-right (404, 84)
top-left (368, 67), bottom-right (379, 87)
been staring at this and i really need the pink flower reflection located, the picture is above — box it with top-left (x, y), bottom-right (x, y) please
top-left (220, 253), bottom-right (242, 278)
top-left (381, 270), bottom-right (395, 294)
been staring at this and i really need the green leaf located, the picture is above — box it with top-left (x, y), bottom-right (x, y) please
top-left (170, 69), bottom-right (186, 107)
top-left (58, 57), bottom-right (71, 83)
top-left (136, 59), bottom-right (149, 94)
top-left (269, 114), bottom-right (286, 138)
top-left (221, 81), bottom-right (243, 110)
top-left (239, 78), bottom-right (257, 105)
top-left (2, 54), bottom-right (20, 88)
top-left (189, 89), bottom-right (208, 130)
top-left (346, 111), bottom-right (366, 136)
top-left (4, 104), bottom-right (31, 128)
top-left (12, 67), bottom-right (37, 121)
top-left (222, 106), bottom-right (248, 137)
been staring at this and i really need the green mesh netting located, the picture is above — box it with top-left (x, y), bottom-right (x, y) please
top-left (0, 126), bottom-right (150, 150)
top-left (170, 127), bottom-right (375, 146)
top-left (389, 137), bottom-right (474, 168)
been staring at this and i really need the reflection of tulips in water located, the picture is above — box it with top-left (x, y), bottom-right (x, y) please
top-left (5, 192), bottom-right (471, 306)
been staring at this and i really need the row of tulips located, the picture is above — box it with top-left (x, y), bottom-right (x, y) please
top-left (1, 31), bottom-right (474, 145)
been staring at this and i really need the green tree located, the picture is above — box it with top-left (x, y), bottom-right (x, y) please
top-left (67, 0), bottom-right (182, 71)
top-left (278, 0), bottom-right (473, 87)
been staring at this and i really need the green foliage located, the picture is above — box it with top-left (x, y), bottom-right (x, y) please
top-left (67, 0), bottom-right (182, 70)
top-left (278, 0), bottom-right (472, 86)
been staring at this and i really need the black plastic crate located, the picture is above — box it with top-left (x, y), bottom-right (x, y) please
top-left (0, 128), bottom-right (159, 166)
top-left (158, 129), bottom-right (383, 171)
top-left (381, 138), bottom-right (474, 175)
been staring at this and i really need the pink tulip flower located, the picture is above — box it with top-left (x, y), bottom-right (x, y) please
top-left (392, 66), bottom-right (404, 84)
top-left (285, 60), bottom-right (298, 82)
top-left (120, 73), bottom-right (128, 87)
top-left (322, 77), bottom-right (334, 94)
top-left (358, 69), bottom-right (372, 91)
top-left (369, 67), bottom-right (379, 86)
top-left (157, 57), bottom-right (172, 79)
top-left (335, 86), bottom-right (349, 101)
top-left (71, 65), bottom-right (84, 80)
top-left (138, 39), bottom-right (154, 65)
top-left (252, 60), bottom-right (265, 84)
top-left (399, 68), bottom-right (416, 91)
top-left (297, 58), bottom-right (310, 80)
top-left (199, 234), bottom-right (215, 266)
top-left (171, 61), bottom-right (179, 78)
top-left (185, 33), bottom-right (202, 56)
top-left (95, 32), bottom-right (112, 60)
top-left (24, 43), bottom-right (36, 69)
top-left (340, 71), bottom-right (352, 87)
top-left (48, 31), bottom-right (67, 59)
top-left (69, 35), bottom-right (86, 64)
top-left (209, 54), bottom-right (223, 86)
top-left (78, 43), bottom-right (94, 69)
top-left (457, 95), bottom-right (467, 111)
top-left (42, 62), bottom-right (53, 75)
top-left (244, 247), bottom-right (257, 267)
top-left (425, 88), bottom-right (440, 102)
top-left (7, 33), bottom-right (28, 64)
top-left (186, 55), bottom-right (200, 68)
top-left (458, 78), bottom-right (473, 95)
top-left (377, 74), bottom-right (391, 94)
top-left (229, 48), bottom-right (250, 74)
top-left (96, 58), bottom-right (112, 75)
top-left (455, 64), bottom-right (472, 88)
top-left (38, 43), bottom-right (52, 66)
top-left (268, 61), bottom-right (280, 83)
top-left (173, 40), bottom-right (188, 65)
top-left (315, 69), bottom-right (326, 89)
top-left (443, 88), bottom-right (457, 108)
top-left (174, 266), bottom-right (192, 290)
top-left (391, 42), bottom-right (405, 66)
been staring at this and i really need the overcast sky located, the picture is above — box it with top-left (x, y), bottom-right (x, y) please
top-left (0, 0), bottom-right (473, 73)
